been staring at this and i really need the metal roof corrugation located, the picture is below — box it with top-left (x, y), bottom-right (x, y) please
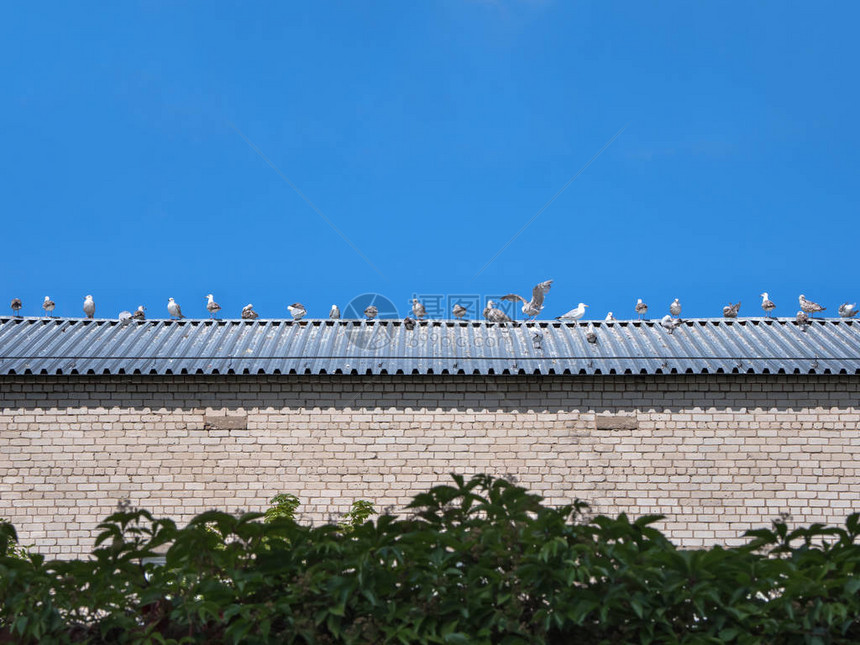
top-left (0, 316), bottom-right (858, 376)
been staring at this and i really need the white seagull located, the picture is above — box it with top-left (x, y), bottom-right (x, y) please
top-left (556, 303), bottom-right (588, 322)
top-left (760, 293), bottom-right (776, 318)
top-left (452, 304), bottom-right (467, 319)
top-left (11, 298), bottom-right (22, 316)
top-left (838, 303), bottom-right (858, 318)
top-left (133, 306), bottom-right (146, 321)
top-left (329, 305), bottom-right (341, 320)
top-left (118, 311), bottom-right (133, 326)
top-left (42, 296), bottom-right (56, 317)
top-left (483, 300), bottom-right (512, 324)
top-left (83, 295), bottom-right (95, 319)
top-left (205, 294), bottom-right (221, 319)
top-left (167, 298), bottom-right (184, 319)
top-left (660, 314), bottom-right (682, 334)
top-left (669, 298), bottom-right (681, 318)
top-left (287, 303), bottom-right (307, 320)
top-left (241, 304), bottom-right (259, 320)
top-left (635, 299), bottom-right (648, 320)
top-left (605, 312), bottom-right (615, 321)
top-left (501, 279), bottom-right (553, 320)
top-left (411, 299), bottom-right (427, 320)
top-left (799, 295), bottom-right (825, 318)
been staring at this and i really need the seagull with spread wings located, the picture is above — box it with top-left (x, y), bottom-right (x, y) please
top-left (501, 279), bottom-right (553, 320)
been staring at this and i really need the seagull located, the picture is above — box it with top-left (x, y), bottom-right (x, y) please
top-left (403, 316), bottom-right (416, 331)
top-left (635, 299), bottom-right (648, 320)
top-left (723, 302), bottom-right (741, 318)
top-left (411, 299), bottom-right (427, 320)
top-left (556, 303), bottom-right (588, 322)
top-left (452, 304), bottom-right (467, 319)
top-left (483, 300), bottom-right (512, 323)
top-left (670, 299), bottom-right (681, 318)
top-left (10, 298), bottom-right (22, 316)
top-left (205, 294), bottom-right (221, 319)
top-left (501, 279), bottom-right (553, 320)
top-left (605, 312), bottom-right (615, 321)
top-left (760, 293), bottom-right (776, 318)
top-left (799, 295), bottom-right (825, 318)
top-left (241, 304), bottom-right (258, 320)
top-left (118, 311), bottom-right (133, 326)
top-left (42, 296), bottom-right (56, 317)
top-left (585, 323), bottom-right (597, 344)
top-left (167, 298), bottom-right (184, 319)
top-left (287, 303), bottom-right (307, 321)
top-left (660, 314), bottom-right (683, 334)
top-left (364, 305), bottom-right (378, 320)
top-left (133, 306), bottom-right (146, 321)
top-left (838, 303), bottom-right (858, 318)
top-left (83, 295), bottom-right (95, 319)
top-left (329, 305), bottom-right (340, 320)
top-left (796, 310), bottom-right (809, 328)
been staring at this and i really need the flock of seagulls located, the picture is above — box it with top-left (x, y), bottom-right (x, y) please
top-left (5, 284), bottom-right (858, 330)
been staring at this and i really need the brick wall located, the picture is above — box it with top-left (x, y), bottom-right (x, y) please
top-left (0, 374), bottom-right (858, 557)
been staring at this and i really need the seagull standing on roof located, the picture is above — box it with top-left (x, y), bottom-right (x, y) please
top-left (206, 294), bottom-right (221, 319)
top-left (556, 303), bottom-right (588, 322)
top-left (799, 295), bottom-right (825, 318)
top-left (83, 295), bottom-right (95, 319)
top-left (118, 311), bottom-right (133, 325)
top-left (760, 293), bottom-right (776, 318)
top-left (796, 310), bottom-right (809, 329)
top-left (42, 296), bottom-right (56, 317)
top-left (501, 279), bottom-right (553, 320)
top-left (661, 314), bottom-right (683, 334)
top-left (10, 298), bottom-right (22, 316)
top-left (670, 299), bottom-right (681, 318)
top-left (167, 298), bottom-right (184, 319)
top-left (452, 304), bottom-right (467, 319)
top-left (403, 316), bottom-right (416, 331)
top-left (635, 299), bottom-right (648, 320)
top-left (605, 312), bottom-right (615, 321)
top-left (288, 303), bottom-right (307, 320)
top-left (838, 303), bottom-right (858, 318)
top-left (411, 299), bottom-right (427, 320)
top-left (723, 302), bottom-right (741, 318)
top-left (585, 323), bottom-right (598, 344)
top-left (483, 300), bottom-right (512, 323)
top-left (133, 306), bottom-right (146, 321)
top-left (364, 305), bottom-right (378, 320)
top-left (329, 305), bottom-right (340, 319)
top-left (242, 304), bottom-right (258, 320)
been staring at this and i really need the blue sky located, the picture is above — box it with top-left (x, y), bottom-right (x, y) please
top-left (2, 1), bottom-right (858, 321)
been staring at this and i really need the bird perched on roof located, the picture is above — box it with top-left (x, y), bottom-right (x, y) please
top-left (205, 294), bottom-right (221, 319)
top-left (605, 312), bottom-right (615, 321)
top-left (670, 299), bottom-right (681, 318)
top-left (557, 303), bottom-right (588, 322)
top-left (364, 305), bottom-right (378, 320)
top-left (760, 293), bottom-right (776, 318)
top-left (133, 306), bottom-right (146, 321)
top-left (411, 299), bottom-right (427, 320)
top-left (799, 295), bottom-right (825, 318)
top-left (501, 279), bottom-right (553, 320)
top-left (10, 298), bottom-right (22, 316)
top-left (83, 295), bottom-right (95, 319)
top-left (329, 305), bottom-right (340, 320)
top-left (838, 303), bottom-right (858, 318)
top-left (585, 323), bottom-right (597, 344)
top-left (288, 303), bottom-right (307, 321)
top-left (723, 302), bottom-right (741, 318)
top-left (118, 311), bottom-right (133, 326)
top-left (452, 304), bottom-right (467, 319)
top-left (167, 298), bottom-right (184, 319)
top-left (660, 314), bottom-right (683, 334)
top-left (42, 296), bottom-right (56, 317)
top-left (403, 316), bottom-right (416, 331)
top-left (796, 310), bottom-right (809, 329)
top-left (241, 304), bottom-right (258, 320)
top-left (483, 300), bottom-right (512, 323)
top-left (635, 299), bottom-right (648, 320)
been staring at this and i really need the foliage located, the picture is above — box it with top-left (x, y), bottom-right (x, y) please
top-left (1, 475), bottom-right (858, 644)
top-left (264, 494), bottom-right (300, 524)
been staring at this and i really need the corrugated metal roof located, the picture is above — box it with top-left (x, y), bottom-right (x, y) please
top-left (0, 316), bottom-right (858, 376)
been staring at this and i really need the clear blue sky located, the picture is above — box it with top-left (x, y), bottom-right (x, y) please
top-left (2, 2), bottom-right (858, 320)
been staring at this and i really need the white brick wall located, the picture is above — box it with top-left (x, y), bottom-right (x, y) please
top-left (0, 375), bottom-right (858, 556)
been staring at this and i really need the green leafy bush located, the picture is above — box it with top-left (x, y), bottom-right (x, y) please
top-left (1, 475), bottom-right (858, 643)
